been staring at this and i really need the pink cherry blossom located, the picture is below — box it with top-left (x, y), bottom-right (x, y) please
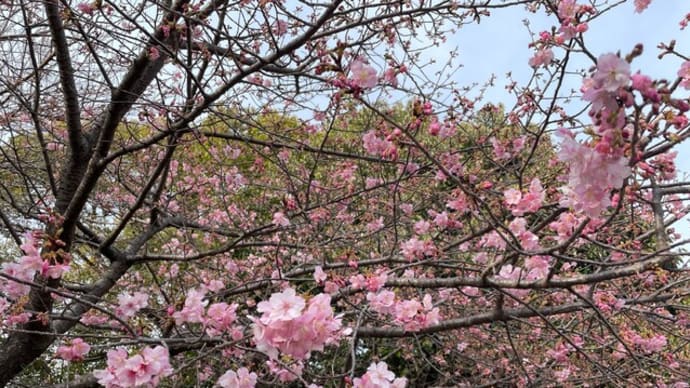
top-left (634, 0), bottom-right (651, 13)
top-left (349, 274), bottom-right (366, 290)
top-left (557, 0), bottom-right (579, 20)
top-left (272, 211), bottom-right (290, 227)
top-left (366, 217), bottom-right (384, 232)
top-left (272, 20), bottom-right (288, 36)
top-left (362, 131), bottom-right (396, 159)
top-left (557, 132), bottom-right (631, 217)
top-left (56, 338), bottom-right (90, 361)
top-left (76, 2), bottom-right (96, 14)
top-left (582, 54), bottom-right (631, 113)
top-left (508, 217), bottom-right (540, 250)
top-left (631, 72), bottom-right (659, 102)
top-left (353, 361), bottom-right (408, 388)
top-left (257, 287), bottom-right (305, 324)
top-left (266, 360), bottom-right (304, 383)
top-left (172, 288), bottom-right (207, 325)
top-left (400, 237), bottom-right (435, 261)
top-left (41, 260), bottom-right (70, 279)
top-left (413, 220), bottom-right (431, 235)
top-left (490, 137), bottom-right (509, 159)
top-left (592, 53), bottom-right (631, 92)
top-left (383, 67), bottom-right (398, 86)
top-left (252, 291), bottom-right (341, 361)
top-left (93, 346), bottom-right (173, 388)
top-left (149, 46), bottom-right (160, 60)
top-left (313, 265), bottom-right (327, 283)
top-left (367, 290), bottom-right (396, 314)
top-left (205, 302), bottom-right (238, 336)
top-left (365, 272), bottom-right (388, 292)
top-left (217, 367), bottom-right (257, 388)
top-left (528, 48), bottom-right (553, 68)
top-left (633, 333), bottom-right (667, 354)
top-left (678, 61), bottom-right (690, 90)
top-left (504, 188), bottom-right (522, 206)
top-left (116, 291), bottom-right (149, 319)
top-left (349, 59), bottom-right (378, 89)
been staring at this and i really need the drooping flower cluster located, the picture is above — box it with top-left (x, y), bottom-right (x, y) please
top-left (252, 288), bottom-right (342, 360)
top-left (93, 346), bottom-right (173, 387)
top-left (614, 329), bottom-right (668, 358)
top-left (266, 360), bottom-right (305, 383)
top-left (582, 54), bottom-right (633, 154)
top-left (352, 361), bottom-right (407, 388)
top-left (558, 131), bottom-right (631, 217)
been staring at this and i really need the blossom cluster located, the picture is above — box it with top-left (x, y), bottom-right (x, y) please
top-left (93, 346), bottom-right (173, 387)
top-left (367, 291), bottom-right (440, 331)
top-left (558, 130), bottom-right (630, 217)
top-left (553, 0), bottom-right (592, 43)
top-left (503, 178), bottom-right (544, 216)
top-left (217, 367), bottom-right (257, 388)
top-left (252, 288), bottom-right (342, 360)
top-left (116, 291), bottom-right (149, 319)
top-left (353, 361), bottom-right (407, 388)
top-left (362, 131), bottom-right (397, 159)
top-left (170, 288), bottom-right (240, 337)
top-left (0, 232), bottom-right (70, 299)
top-left (56, 338), bottom-right (91, 361)
top-left (399, 236), bottom-right (436, 261)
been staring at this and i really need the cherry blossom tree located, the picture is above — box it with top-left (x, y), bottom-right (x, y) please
top-left (0, 0), bottom-right (690, 386)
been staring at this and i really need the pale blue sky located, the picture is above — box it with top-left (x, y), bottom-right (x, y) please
top-left (449, 1), bottom-right (689, 101)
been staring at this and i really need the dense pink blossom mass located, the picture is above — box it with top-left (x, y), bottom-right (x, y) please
top-left (93, 346), bottom-right (173, 387)
top-left (2, 0), bottom-right (690, 386)
top-left (252, 288), bottom-right (342, 360)
top-left (557, 130), bottom-right (631, 217)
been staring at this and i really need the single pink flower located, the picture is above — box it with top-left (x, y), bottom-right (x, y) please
top-left (350, 59), bottom-right (378, 89)
top-left (592, 53), bottom-right (630, 92)
top-left (257, 287), bottom-right (305, 324)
